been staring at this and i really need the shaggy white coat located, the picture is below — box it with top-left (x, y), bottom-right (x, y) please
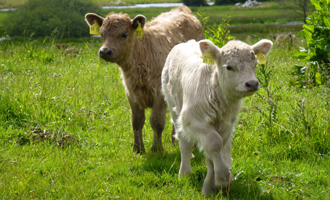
top-left (162, 39), bottom-right (273, 194)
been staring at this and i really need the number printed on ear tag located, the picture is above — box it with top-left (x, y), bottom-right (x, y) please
top-left (90, 21), bottom-right (101, 35)
top-left (136, 23), bottom-right (144, 38)
top-left (256, 52), bottom-right (266, 64)
top-left (201, 49), bottom-right (215, 65)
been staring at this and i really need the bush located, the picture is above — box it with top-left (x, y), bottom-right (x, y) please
top-left (197, 6), bottom-right (235, 48)
top-left (3, 0), bottom-right (102, 38)
top-left (182, 0), bottom-right (208, 6)
top-left (291, 0), bottom-right (330, 87)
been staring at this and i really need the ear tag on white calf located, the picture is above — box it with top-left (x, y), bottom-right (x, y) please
top-left (136, 23), bottom-right (144, 38)
top-left (256, 52), bottom-right (266, 64)
top-left (201, 49), bottom-right (215, 65)
top-left (90, 21), bottom-right (101, 35)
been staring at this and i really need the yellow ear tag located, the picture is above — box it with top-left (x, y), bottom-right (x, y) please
top-left (201, 49), bottom-right (215, 65)
top-left (90, 21), bottom-right (101, 35)
top-left (256, 52), bottom-right (266, 64)
top-left (136, 23), bottom-right (144, 38)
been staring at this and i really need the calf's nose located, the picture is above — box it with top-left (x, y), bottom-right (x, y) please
top-left (99, 48), bottom-right (113, 59)
top-left (245, 80), bottom-right (259, 91)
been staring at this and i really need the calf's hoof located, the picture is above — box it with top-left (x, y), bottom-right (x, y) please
top-left (220, 186), bottom-right (231, 196)
top-left (133, 144), bottom-right (145, 154)
top-left (202, 184), bottom-right (217, 196)
top-left (151, 144), bottom-right (164, 153)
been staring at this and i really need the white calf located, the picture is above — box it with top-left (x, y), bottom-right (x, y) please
top-left (161, 39), bottom-right (272, 195)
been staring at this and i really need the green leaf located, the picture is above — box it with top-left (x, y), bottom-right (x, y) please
top-left (324, 17), bottom-right (330, 29)
top-left (292, 51), bottom-right (308, 59)
top-left (303, 24), bottom-right (314, 33)
top-left (315, 72), bottom-right (322, 85)
top-left (294, 64), bottom-right (306, 75)
top-left (310, 0), bottom-right (322, 11)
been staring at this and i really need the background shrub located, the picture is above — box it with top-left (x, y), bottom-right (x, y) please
top-left (197, 6), bottom-right (235, 48)
top-left (182, 0), bottom-right (207, 6)
top-left (3, 0), bottom-right (102, 38)
top-left (292, 0), bottom-right (330, 87)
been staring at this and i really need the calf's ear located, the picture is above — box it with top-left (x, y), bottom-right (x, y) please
top-left (132, 15), bottom-right (146, 29)
top-left (85, 13), bottom-right (104, 27)
top-left (251, 39), bottom-right (273, 56)
top-left (199, 39), bottom-right (221, 57)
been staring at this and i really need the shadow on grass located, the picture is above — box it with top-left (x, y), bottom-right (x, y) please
top-left (228, 178), bottom-right (274, 200)
top-left (140, 146), bottom-right (273, 199)
top-left (141, 146), bottom-right (204, 175)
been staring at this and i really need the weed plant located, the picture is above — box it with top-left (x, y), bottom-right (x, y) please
top-left (292, 0), bottom-right (330, 87)
top-left (0, 17), bottom-right (330, 200)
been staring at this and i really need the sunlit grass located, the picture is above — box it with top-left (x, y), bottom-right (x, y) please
top-left (0, 31), bottom-right (329, 199)
top-left (0, 2), bottom-right (329, 198)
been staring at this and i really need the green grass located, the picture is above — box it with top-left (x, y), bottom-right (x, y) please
top-left (102, 2), bottom-right (301, 26)
top-left (0, 30), bottom-right (329, 199)
top-left (0, 12), bottom-right (8, 34)
top-left (0, 1), bottom-right (329, 199)
top-left (0, 0), bottom-right (25, 8)
top-left (101, 3), bottom-right (303, 33)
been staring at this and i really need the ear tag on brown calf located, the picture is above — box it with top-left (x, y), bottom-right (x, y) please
top-left (256, 52), bottom-right (266, 64)
top-left (201, 49), bottom-right (215, 65)
top-left (90, 21), bottom-right (101, 35)
top-left (136, 23), bottom-right (144, 38)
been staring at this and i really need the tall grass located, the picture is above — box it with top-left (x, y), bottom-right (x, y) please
top-left (0, 28), bottom-right (329, 199)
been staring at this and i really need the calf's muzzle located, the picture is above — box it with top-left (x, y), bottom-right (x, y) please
top-left (245, 79), bottom-right (259, 91)
top-left (99, 48), bottom-right (113, 60)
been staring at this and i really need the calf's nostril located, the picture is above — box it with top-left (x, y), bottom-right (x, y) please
top-left (99, 49), bottom-right (112, 58)
top-left (245, 80), bottom-right (259, 91)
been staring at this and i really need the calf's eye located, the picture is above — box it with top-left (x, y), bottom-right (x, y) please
top-left (226, 66), bottom-right (233, 71)
top-left (121, 32), bottom-right (128, 39)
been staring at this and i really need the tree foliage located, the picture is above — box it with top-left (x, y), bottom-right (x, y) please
top-left (3, 0), bottom-right (102, 38)
top-left (182, 0), bottom-right (208, 6)
top-left (292, 0), bottom-right (330, 87)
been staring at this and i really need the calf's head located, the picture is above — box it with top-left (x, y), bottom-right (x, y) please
top-left (85, 13), bottom-right (146, 63)
top-left (199, 39), bottom-right (273, 97)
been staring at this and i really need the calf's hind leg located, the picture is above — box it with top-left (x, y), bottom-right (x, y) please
top-left (150, 98), bottom-right (167, 152)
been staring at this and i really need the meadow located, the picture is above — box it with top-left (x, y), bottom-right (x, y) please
top-left (1, 2), bottom-right (330, 200)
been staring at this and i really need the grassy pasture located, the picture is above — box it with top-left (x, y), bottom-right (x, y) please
top-left (101, 3), bottom-right (301, 31)
top-left (1, 30), bottom-right (330, 199)
top-left (1, 1), bottom-right (330, 199)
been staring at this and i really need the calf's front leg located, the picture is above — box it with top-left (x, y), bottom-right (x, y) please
top-left (178, 138), bottom-right (194, 177)
top-left (128, 98), bottom-right (146, 154)
top-left (202, 158), bottom-right (216, 195)
top-left (199, 128), bottom-right (232, 194)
